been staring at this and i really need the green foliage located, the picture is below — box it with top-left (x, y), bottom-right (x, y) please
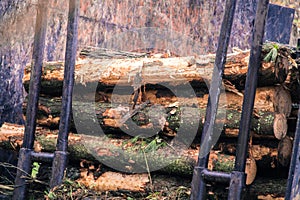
top-left (131, 135), bottom-right (140, 144)
top-left (122, 135), bottom-right (167, 153)
top-left (31, 162), bottom-right (40, 179)
top-left (263, 43), bottom-right (279, 63)
top-left (144, 136), bottom-right (166, 152)
top-left (146, 191), bottom-right (162, 199)
top-left (45, 190), bottom-right (57, 200)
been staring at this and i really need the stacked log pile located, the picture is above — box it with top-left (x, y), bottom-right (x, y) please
top-left (1, 42), bottom-right (298, 195)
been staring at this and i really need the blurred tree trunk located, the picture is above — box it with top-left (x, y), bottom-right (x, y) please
top-left (232, 0), bottom-right (257, 48)
top-left (0, 51), bottom-right (25, 125)
top-left (0, 0), bottom-right (35, 126)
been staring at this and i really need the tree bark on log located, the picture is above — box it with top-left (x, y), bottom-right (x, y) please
top-left (0, 123), bottom-right (280, 178)
top-left (23, 97), bottom-right (276, 137)
top-left (1, 122), bottom-right (290, 198)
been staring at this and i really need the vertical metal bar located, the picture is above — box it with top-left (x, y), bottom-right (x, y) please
top-left (13, 1), bottom-right (48, 199)
top-left (22, 0), bottom-right (48, 150)
top-left (234, 0), bottom-right (269, 174)
top-left (285, 108), bottom-right (300, 199)
top-left (50, 0), bottom-right (79, 188)
top-left (227, 171), bottom-right (245, 200)
top-left (228, 0), bottom-right (269, 199)
top-left (12, 149), bottom-right (32, 200)
top-left (190, 0), bottom-right (237, 199)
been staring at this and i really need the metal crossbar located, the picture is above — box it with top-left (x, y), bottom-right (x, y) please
top-left (12, 0), bottom-right (79, 199)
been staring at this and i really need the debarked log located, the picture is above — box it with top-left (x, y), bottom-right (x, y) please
top-left (22, 43), bottom-right (297, 96)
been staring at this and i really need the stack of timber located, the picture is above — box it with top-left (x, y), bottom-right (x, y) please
top-left (22, 43), bottom-right (299, 138)
top-left (18, 42), bottom-right (300, 189)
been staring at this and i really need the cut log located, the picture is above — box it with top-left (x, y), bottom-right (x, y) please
top-left (22, 86), bottom-right (294, 139)
top-left (277, 136), bottom-right (293, 167)
top-left (208, 152), bottom-right (257, 185)
top-left (245, 178), bottom-right (287, 198)
top-left (0, 123), bottom-right (283, 178)
top-left (272, 85), bottom-right (292, 140)
top-left (272, 85), bottom-right (292, 117)
top-left (23, 97), bottom-right (276, 137)
top-left (273, 113), bottom-right (288, 140)
top-left (23, 43), bottom-right (297, 96)
top-left (71, 86), bottom-right (277, 113)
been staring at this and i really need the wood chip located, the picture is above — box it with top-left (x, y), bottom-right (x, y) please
top-left (77, 171), bottom-right (149, 192)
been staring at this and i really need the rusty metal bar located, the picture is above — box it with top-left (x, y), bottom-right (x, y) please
top-left (285, 107), bottom-right (300, 199)
top-left (13, 1), bottom-right (48, 199)
top-left (228, 0), bottom-right (269, 199)
top-left (50, 0), bottom-right (79, 188)
top-left (190, 0), bottom-right (237, 199)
